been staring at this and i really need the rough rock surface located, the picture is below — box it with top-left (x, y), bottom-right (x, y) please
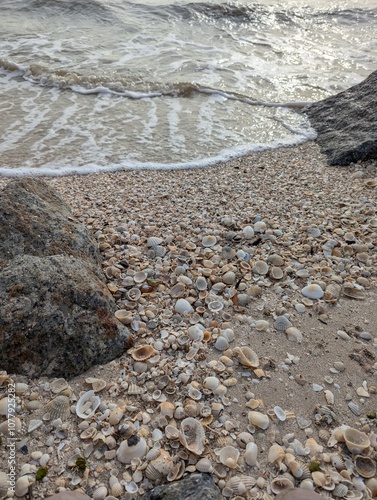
top-left (304, 70), bottom-right (377, 165)
top-left (0, 254), bottom-right (131, 379)
top-left (140, 473), bottom-right (222, 500)
top-left (0, 178), bottom-right (101, 271)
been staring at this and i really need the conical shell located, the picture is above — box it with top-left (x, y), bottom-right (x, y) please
top-left (179, 417), bottom-right (205, 455)
top-left (233, 346), bottom-right (259, 368)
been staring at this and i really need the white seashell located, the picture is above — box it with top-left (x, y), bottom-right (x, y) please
top-left (28, 419), bottom-right (43, 433)
top-left (305, 438), bottom-right (323, 457)
top-left (252, 260), bottom-right (269, 275)
top-left (15, 476), bottom-right (35, 497)
top-left (244, 442), bottom-right (258, 466)
top-left (85, 377), bottom-right (107, 392)
top-left (115, 309), bottom-right (133, 325)
top-left (270, 266), bottom-right (284, 279)
top-left (270, 476), bottom-right (294, 494)
top-left (109, 406), bottom-right (124, 426)
top-left (196, 458), bottom-right (213, 473)
top-left (146, 449), bottom-right (174, 479)
top-left (195, 276), bottom-right (208, 290)
top-left (219, 446), bottom-right (240, 469)
top-left (188, 324), bottom-right (204, 341)
top-left (214, 336), bottom-right (229, 351)
top-left (147, 236), bottom-right (163, 247)
top-left (220, 328), bottom-right (235, 342)
top-left (133, 271), bottom-right (147, 283)
top-left (347, 401), bottom-right (360, 416)
top-left (302, 284), bottom-right (324, 300)
top-left (203, 376), bottom-right (220, 391)
top-left (324, 390), bottom-right (335, 405)
top-left (344, 428), bottom-right (370, 454)
top-left (127, 287), bottom-right (141, 301)
top-left (179, 418), bottom-right (205, 455)
top-left (286, 327), bottom-right (303, 343)
top-left (226, 475), bottom-right (257, 493)
top-left (75, 390), bottom-right (101, 419)
top-left (116, 435), bottom-right (147, 464)
top-left (208, 300), bottom-right (224, 312)
top-left (93, 486), bottom-right (108, 500)
top-left (125, 481), bottom-right (139, 494)
top-left (233, 346), bottom-right (259, 368)
top-left (254, 221), bottom-right (267, 233)
top-left (268, 444), bottom-right (285, 464)
top-left (243, 226), bottom-right (255, 239)
top-left (248, 411), bottom-right (269, 430)
top-left (273, 406), bottom-right (286, 421)
top-left (175, 298), bottom-right (193, 315)
top-left (188, 385), bottom-right (202, 400)
top-left (354, 454), bottom-right (376, 478)
top-left (202, 235), bottom-right (217, 247)
top-left (255, 320), bottom-right (269, 331)
top-left (110, 483), bottom-right (123, 498)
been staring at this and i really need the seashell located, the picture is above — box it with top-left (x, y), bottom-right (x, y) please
top-left (270, 476), bottom-right (294, 494)
top-left (147, 236), bottom-right (163, 247)
top-left (254, 220), bottom-right (267, 232)
top-left (270, 266), bottom-right (284, 280)
top-left (324, 283), bottom-right (341, 303)
top-left (44, 395), bottom-right (70, 421)
top-left (80, 426), bottom-right (97, 440)
top-left (220, 328), bottom-right (235, 342)
top-left (165, 424), bottom-right (180, 440)
top-left (130, 345), bottom-right (157, 361)
top-left (167, 460), bottom-right (185, 482)
top-left (145, 449), bottom-right (174, 479)
top-left (179, 417), bottom-right (206, 455)
top-left (125, 481), bottom-right (138, 494)
top-left (244, 442), bottom-right (258, 466)
top-left (188, 385), bottom-right (202, 401)
top-left (226, 475), bottom-right (257, 493)
top-left (85, 377), bottom-right (107, 392)
top-left (268, 444), bottom-right (285, 465)
top-left (252, 260), bottom-right (269, 275)
top-left (128, 383), bottom-right (144, 395)
top-left (184, 401), bottom-right (199, 417)
top-left (93, 486), bottom-right (108, 500)
top-left (347, 401), bottom-right (360, 416)
top-left (195, 276), bottom-right (208, 291)
top-left (312, 471), bottom-right (326, 487)
top-left (196, 458), bottom-right (213, 473)
top-left (301, 284), bottom-right (324, 300)
top-left (356, 386), bottom-right (369, 398)
top-left (208, 300), bottom-right (224, 313)
top-left (15, 476), bottom-right (35, 497)
top-left (214, 336), bottom-right (229, 351)
top-left (175, 298), bottom-right (194, 314)
top-left (255, 320), bottom-right (269, 331)
top-left (324, 390), bottom-right (335, 405)
top-left (273, 315), bottom-right (292, 332)
top-left (109, 406), bottom-right (124, 426)
top-left (0, 471), bottom-right (9, 497)
top-left (267, 254), bottom-right (285, 266)
top-left (202, 235), bottom-right (217, 247)
top-left (159, 401), bottom-right (175, 418)
top-left (248, 411), bottom-right (269, 430)
top-left (343, 284), bottom-right (365, 300)
top-left (365, 478), bottom-right (377, 497)
top-left (354, 454), bottom-right (376, 478)
top-left (233, 346), bottom-right (259, 368)
top-left (305, 438), bottom-right (323, 457)
top-left (50, 378), bottom-right (68, 394)
top-left (243, 225), bottom-right (255, 238)
top-left (219, 446), bottom-right (240, 469)
top-left (203, 376), bottom-right (220, 391)
top-left (286, 327), bottom-right (303, 343)
top-left (273, 406), bottom-right (286, 421)
top-left (332, 483), bottom-right (348, 497)
top-left (188, 324), bottom-right (204, 341)
top-left (127, 287), bottom-right (141, 301)
top-left (330, 454), bottom-right (345, 470)
top-left (319, 429), bottom-right (330, 442)
top-left (133, 271), bottom-right (148, 283)
top-left (171, 283), bottom-right (186, 298)
top-left (344, 428), bottom-right (370, 454)
top-left (75, 390), bottom-right (100, 419)
top-left (116, 435), bottom-right (147, 464)
top-left (114, 309), bottom-right (133, 325)
top-left (110, 482), bottom-right (123, 498)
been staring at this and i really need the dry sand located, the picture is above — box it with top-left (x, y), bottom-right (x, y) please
top-left (1, 141), bottom-right (376, 499)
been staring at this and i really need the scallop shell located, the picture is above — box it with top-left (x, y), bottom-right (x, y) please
top-left (179, 417), bottom-right (206, 455)
top-left (273, 315), bottom-right (292, 332)
top-left (130, 345), bottom-right (157, 361)
top-left (343, 284), bottom-right (365, 300)
top-left (85, 377), bottom-right (107, 392)
top-left (226, 476), bottom-right (257, 494)
top-left (44, 395), bottom-right (70, 421)
top-left (202, 235), bottom-right (217, 247)
top-left (233, 346), bottom-right (259, 368)
top-left (252, 260), bottom-right (269, 275)
top-left (248, 411), bottom-right (269, 430)
top-left (354, 454), bottom-right (376, 478)
top-left (110, 482), bottom-right (123, 498)
top-left (270, 476), bottom-right (294, 494)
top-left (343, 428), bottom-right (370, 454)
top-left (347, 401), bottom-right (360, 416)
top-left (116, 435), bottom-right (147, 464)
top-left (267, 254), bottom-right (285, 266)
top-left (147, 236), bottom-right (163, 247)
top-left (318, 429), bottom-right (331, 442)
top-left (219, 445), bottom-right (240, 469)
top-left (93, 486), bottom-right (108, 500)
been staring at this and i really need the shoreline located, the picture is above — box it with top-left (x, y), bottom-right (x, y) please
top-left (1, 141), bottom-right (376, 499)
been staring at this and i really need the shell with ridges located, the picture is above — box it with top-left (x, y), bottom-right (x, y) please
top-left (44, 395), bottom-right (70, 421)
top-left (225, 475), bottom-right (257, 493)
top-left (270, 476), bottom-right (294, 494)
top-left (273, 315), bottom-right (292, 332)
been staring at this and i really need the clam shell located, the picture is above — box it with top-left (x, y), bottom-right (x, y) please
top-left (125, 481), bottom-right (138, 494)
top-left (202, 235), bottom-right (217, 247)
top-left (175, 298), bottom-right (194, 314)
top-left (165, 424), bottom-right (180, 440)
top-left (268, 444), bottom-right (285, 464)
top-left (270, 476), bottom-right (294, 494)
top-left (208, 300), bottom-right (224, 313)
top-left (248, 411), bottom-right (269, 430)
top-left (343, 428), bottom-right (370, 454)
top-left (273, 315), bottom-right (292, 332)
top-left (114, 309), bottom-right (133, 325)
top-left (179, 417), bottom-right (205, 455)
top-left (233, 346), bottom-right (259, 368)
top-left (270, 266), bottom-right (284, 280)
top-left (146, 449), bottom-right (174, 479)
top-left (80, 426), bottom-right (97, 440)
top-left (75, 391), bottom-right (101, 420)
top-left (301, 284), bottom-right (324, 300)
top-left (226, 476), bottom-right (257, 493)
top-left (244, 442), bottom-right (258, 466)
top-left (147, 236), bottom-right (163, 247)
top-left (130, 345), bottom-right (157, 361)
top-left (343, 284), bottom-right (365, 299)
top-left (133, 271), bottom-right (148, 283)
top-left (347, 401), bottom-right (360, 416)
top-left (127, 287), bottom-right (141, 301)
top-left (354, 454), bottom-right (376, 478)
top-left (171, 283), bottom-right (186, 298)
top-left (286, 327), bottom-right (303, 343)
top-left (267, 253), bottom-right (285, 266)
top-left (110, 482), bottom-right (123, 498)
top-left (203, 376), bottom-right (220, 391)
top-left (167, 460), bottom-right (185, 482)
top-left (195, 458), bottom-right (213, 473)
top-left (273, 406), bottom-right (286, 421)
top-left (252, 260), bottom-right (269, 275)
top-left (214, 336), bottom-right (229, 351)
top-left (116, 435), bottom-right (147, 464)
top-left (219, 445), bottom-right (240, 469)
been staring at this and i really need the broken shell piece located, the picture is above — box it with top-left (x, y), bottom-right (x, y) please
top-left (248, 411), bottom-right (269, 430)
top-left (85, 377), bottom-right (107, 392)
top-left (130, 345), bottom-right (157, 361)
top-left (343, 428), bottom-right (370, 454)
top-left (145, 449), bottom-right (174, 479)
top-left (219, 446), bottom-right (240, 469)
top-left (354, 455), bottom-right (376, 478)
top-left (179, 417), bottom-right (205, 455)
top-left (196, 458), bottom-right (213, 473)
top-left (268, 444), bottom-right (285, 465)
top-left (50, 378), bottom-right (68, 394)
top-left (115, 309), bottom-right (133, 325)
top-left (233, 346), bottom-right (259, 368)
top-left (116, 435), bottom-right (147, 464)
top-left (75, 390), bottom-right (100, 419)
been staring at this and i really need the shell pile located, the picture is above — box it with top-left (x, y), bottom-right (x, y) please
top-left (0, 144), bottom-right (376, 499)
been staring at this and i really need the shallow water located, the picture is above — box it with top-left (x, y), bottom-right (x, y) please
top-left (0, 0), bottom-right (376, 175)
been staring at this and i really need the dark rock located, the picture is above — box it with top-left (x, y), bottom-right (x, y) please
top-left (140, 473), bottom-right (222, 500)
top-left (304, 70), bottom-right (377, 165)
top-left (0, 254), bottom-right (132, 379)
top-left (0, 178), bottom-right (101, 271)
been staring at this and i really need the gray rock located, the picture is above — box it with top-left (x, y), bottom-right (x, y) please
top-left (0, 178), bottom-right (101, 271)
top-left (140, 473), bottom-right (221, 500)
top-left (0, 254), bottom-right (132, 379)
top-left (304, 70), bottom-right (377, 165)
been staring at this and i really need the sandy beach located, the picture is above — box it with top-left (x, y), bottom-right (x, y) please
top-left (1, 141), bottom-right (376, 499)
